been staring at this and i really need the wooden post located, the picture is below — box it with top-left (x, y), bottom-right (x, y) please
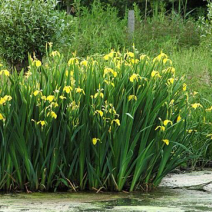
top-left (128, 10), bottom-right (135, 40)
top-left (66, 0), bottom-right (72, 15)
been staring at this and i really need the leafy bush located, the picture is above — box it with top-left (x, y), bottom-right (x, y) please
top-left (0, 48), bottom-right (192, 192)
top-left (198, 1), bottom-right (212, 55)
top-left (0, 0), bottom-right (62, 69)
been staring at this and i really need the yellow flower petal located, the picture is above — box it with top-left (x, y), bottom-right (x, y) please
top-left (155, 126), bottom-right (165, 132)
top-left (68, 58), bottom-right (79, 66)
top-left (50, 51), bottom-right (60, 57)
top-left (37, 120), bottom-right (46, 126)
top-left (0, 113), bottom-right (4, 120)
top-left (41, 96), bottom-right (47, 101)
top-left (167, 78), bottom-right (174, 85)
top-left (112, 119), bottom-right (120, 126)
top-left (129, 73), bottom-right (140, 82)
top-left (183, 83), bottom-right (187, 91)
top-left (94, 92), bottom-right (104, 99)
top-left (0, 95), bottom-right (12, 105)
top-left (206, 106), bottom-right (212, 112)
top-left (92, 138), bottom-right (100, 145)
top-left (59, 95), bottom-right (66, 100)
top-left (47, 95), bottom-right (55, 102)
top-left (130, 59), bottom-right (139, 64)
top-left (80, 60), bottom-right (88, 66)
top-left (177, 115), bottom-right (181, 122)
top-left (151, 70), bottom-right (161, 78)
top-left (75, 88), bottom-right (85, 95)
top-left (33, 90), bottom-right (40, 96)
top-left (153, 51), bottom-right (168, 63)
top-left (191, 103), bottom-right (203, 109)
top-left (163, 58), bottom-right (172, 65)
top-left (35, 60), bottom-right (41, 67)
top-left (162, 139), bottom-right (169, 145)
top-left (63, 86), bottom-right (73, 94)
top-left (206, 134), bottom-right (212, 139)
top-left (3, 95), bottom-right (12, 102)
top-left (163, 120), bottom-right (173, 126)
top-left (128, 95), bottom-right (137, 101)
top-left (140, 54), bottom-right (149, 60)
top-left (127, 52), bottom-right (134, 58)
top-left (96, 110), bottom-right (103, 117)
top-left (187, 129), bottom-right (197, 133)
top-left (47, 111), bottom-right (57, 119)
top-left (3, 70), bottom-right (10, 76)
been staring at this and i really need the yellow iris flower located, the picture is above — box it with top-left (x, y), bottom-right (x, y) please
top-left (206, 106), bottom-right (212, 112)
top-left (37, 121), bottom-right (46, 127)
top-left (163, 120), bottom-right (173, 126)
top-left (47, 95), bottom-right (55, 102)
top-left (92, 138), bottom-right (100, 145)
top-left (155, 126), bottom-right (165, 132)
top-left (0, 95), bottom-right (12, 105)
top-left (76, 88), bottom-right (85, 95)
top-left (191, 103), bottom-right (203, 109)
top-left (104, 68), bottom-right (117, 78)
top-left (35, 60), bottom-right (41, 67)
top-left (63, 86), bottom-right (73, 94)
top-left (176, 115), bottom-right (181, 122)
top-left (47, 111), bottom-right (57, 119)
top-left (162, 139), bottom-right (169, 145)
top-left (151, 70), bottom-right (161, 78)
top-left (129, 73), bottom-right (140, 82)
top-left (94, 92), bottom-right (104, 99)
top-left (111, 119), bottom-right (121, 126)
top-left (33, 90), bottom-right (40, 96)
top-left (167, 78), bottom-right (174, 85)
top-left (95, 110), bottom-right (103, 117)
top-left (128, 95), bottom-right (137, 101)
top-left (183, 83), bottom-right (187, 91)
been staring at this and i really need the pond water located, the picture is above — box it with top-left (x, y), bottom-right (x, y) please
top-left (0, 171), bottom-right (212, 212)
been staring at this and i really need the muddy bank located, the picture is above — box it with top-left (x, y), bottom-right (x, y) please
top-left (0, 170), bottom-right (212, 211)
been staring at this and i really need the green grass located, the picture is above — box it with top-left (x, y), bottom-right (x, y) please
top-left (171, 46), bottom-right (212, 164)
top-left (171, 47), bottom-right (212, 100)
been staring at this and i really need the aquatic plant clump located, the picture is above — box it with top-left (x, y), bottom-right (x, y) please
top-left (0, 48), bottom-right (191, 192)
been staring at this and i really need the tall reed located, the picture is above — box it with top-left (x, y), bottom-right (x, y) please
top-left (0, 47), bottom-right (192, 192)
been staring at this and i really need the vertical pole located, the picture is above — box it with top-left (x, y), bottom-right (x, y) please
top-left (66, 0), bottom-right (71, 15)
top-left (145, 0), bottom-right (148, 20)
top-left (128, 10), bottom-right (135, 40)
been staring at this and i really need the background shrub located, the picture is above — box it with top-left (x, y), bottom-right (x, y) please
top-left (57, 2), bottom-right (201, 59)
top-left (57, 1), bottom-right (127, 57)
top-left (198, 1), bottom-right (212, 55)
top-left (0, 0), bottom-right (62, 69)
top-left (60, 0), bottom-right (208, 18)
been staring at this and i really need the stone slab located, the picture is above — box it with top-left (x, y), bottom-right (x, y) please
top-left (160, 170), bottom-right (212, 189)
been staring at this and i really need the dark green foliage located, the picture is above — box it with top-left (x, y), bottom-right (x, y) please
top-left (57, 2), bottom-right (201, 57)
top-left (56, 1), bottom-right (127, 57)
top-left (0, 0), bottom-right (62, 68)
top-left (60, 0), bottom-right (208, 18)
